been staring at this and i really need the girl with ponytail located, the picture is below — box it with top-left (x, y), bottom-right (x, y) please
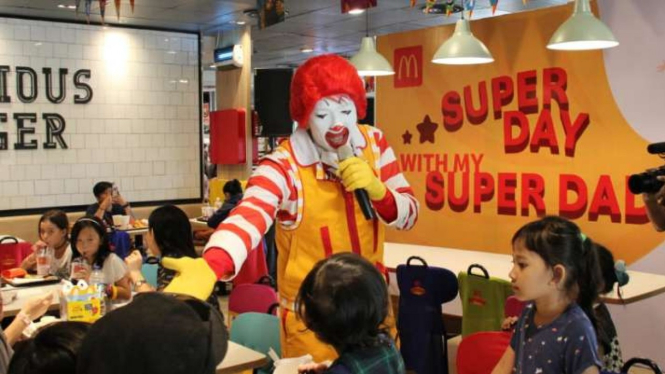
top-left (493, 216), bottom-right (602, 374)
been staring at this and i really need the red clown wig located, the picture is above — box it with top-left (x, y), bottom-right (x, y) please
top-left (290, 54), bottom-right (367, 129)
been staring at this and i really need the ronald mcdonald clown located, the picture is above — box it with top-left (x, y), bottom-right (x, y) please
top-left (163, 54), bottom-right (419, 361)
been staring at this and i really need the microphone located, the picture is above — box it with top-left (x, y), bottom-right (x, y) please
top-left (337, 143), bottom-right (376, 221)
top-left (326, 125), bottom-right (376, 221)
top-left (647, 142), bottom-right (665, 154)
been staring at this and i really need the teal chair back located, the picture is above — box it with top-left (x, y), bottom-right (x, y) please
top-left (141, 263), bottom-right (158, 288)
top-left (230, 312), bottom-right (281, 374)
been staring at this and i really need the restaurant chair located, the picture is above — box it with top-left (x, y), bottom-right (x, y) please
top-left (230, 312), bottom-right (281, 374)
top-left (228, 282), bottom-right (279, 326)
top-left (456, 331), bottom-right (511, 374)
top-left (458, 264), bottom-right (513, 337)
top-left (141, 263), bottom-right (158, 288)
top-left (610, 357), bottom-right (663, 374)
top-left (504, 295), bottom-right (527, 319)
top-left (397, 256), bottom-right (458, 374)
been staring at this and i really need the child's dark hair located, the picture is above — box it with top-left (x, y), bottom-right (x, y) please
top-left (92, 181), bottom-right (113, 199)
top-left (295, 253), bottom-right (389, 352)
top-left (222, 179), bottom-right (243, 196)
top-left (595, 244), bottom-right (619, 295)
top-left (148, 205), bottom-right (197, 258)
top-left (8, 321), bottom-right (91, 374)
top-left (38, 210), bottom-right (69, 236)
top-left (512, 216), bottom-right (603, 331)
top-left (71, 216), bottom-right (112, 268)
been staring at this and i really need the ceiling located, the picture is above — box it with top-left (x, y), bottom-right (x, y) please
top-left (0, 0), bottom-right (567, 68)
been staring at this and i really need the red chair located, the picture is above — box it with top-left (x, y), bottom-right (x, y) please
top-left (457, 331), bottom-right (512, 374)
top-left (227, 280), bottom-right (279, 327)
top-left (0, 237), bottom-right (33, 272)
top-left (504, 295), bottom-right (527, 318)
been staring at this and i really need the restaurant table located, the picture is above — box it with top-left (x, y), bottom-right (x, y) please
top-left (190, 217), bottom-right (211, 230)
top-left (1, 283), bottom-right (62, 317)
top-left (216, 341), bottom-right (269, 374)
top-left (117, 227), bottom-right (149, 236)
top-left (384, 242), bottom-right (665, 307)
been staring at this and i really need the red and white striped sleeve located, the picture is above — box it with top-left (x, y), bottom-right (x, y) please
top-left (203, 151), bottom-right (296, 277)
top-left (372, 128), bottom-right (419, 230)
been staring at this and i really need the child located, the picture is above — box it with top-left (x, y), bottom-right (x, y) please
top-left (21, 210), bottom-right (73, 278)
top-left (206, 179), bottom-right (243, 229)
top-left (7, 321), bottom-right (91, 374)
top-left (70, 217), bottom-right (131, 301)
top-left (594, 244), bottom-right (627, 373)
top-left (124, 205), bottom-right (219, 307)
top-left (492, 216), bottom-right (602, 374)
top-left (295, 253), bottom-right (404, 374)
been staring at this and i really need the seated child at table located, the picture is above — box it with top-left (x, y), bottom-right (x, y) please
top-left (123, 205), bottom-right (219, 307)
top-left (7, 321), bottom-right (90, 374)
top-left (76, 292), bottom-right (228, 374)
top-left (70, 217), bottom-right (131, 301)
top-left (492, 216), bottom-right (602, 374)
top-left (295, 253), bottom-right (405, 374)
top-left (20, 210), bottom-right (72, 278)
top-left (594, 244), bottom-right (628, 373)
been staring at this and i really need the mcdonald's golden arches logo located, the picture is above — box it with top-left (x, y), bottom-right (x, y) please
top-left (394, 46), bottom-right (423, 88)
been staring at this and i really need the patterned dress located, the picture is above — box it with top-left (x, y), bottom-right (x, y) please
top-left (511, 303), bottom-right (601, 374)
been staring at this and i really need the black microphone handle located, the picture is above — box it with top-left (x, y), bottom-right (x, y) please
top-left (355, 189), bottom-right (376, 221)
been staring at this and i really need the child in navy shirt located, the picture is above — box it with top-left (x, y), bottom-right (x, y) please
top-left (493, 216), bottom-right (602, 374)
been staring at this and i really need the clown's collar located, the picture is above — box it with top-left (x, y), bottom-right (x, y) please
top-left (290, 125), bottom-right (367, 169)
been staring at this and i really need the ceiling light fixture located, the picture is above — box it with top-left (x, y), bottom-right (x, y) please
top-left (547, 0), bottom-right (618, 51)
top-left (432, 11), bottom-right (494, 65)
top-left (300, 47), bottom-right (314, 53)
top-left (236, 21), bottom-right (246, 25)
top-left (58, 4), bottom-right (66, 8)
top-left (348, 8), bottom-right (365, 15)
top-left (349, 9), bottom-right (394, 76)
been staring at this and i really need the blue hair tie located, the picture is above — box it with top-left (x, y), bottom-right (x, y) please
top-left (614, 260), bottom-right (630, 287)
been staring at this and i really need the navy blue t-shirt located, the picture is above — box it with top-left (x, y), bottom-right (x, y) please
top-left (510, 302), bottom-right (601, 374)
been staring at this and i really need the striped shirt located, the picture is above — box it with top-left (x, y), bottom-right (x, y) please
top-left (205, 126), bottom-right (419, 275)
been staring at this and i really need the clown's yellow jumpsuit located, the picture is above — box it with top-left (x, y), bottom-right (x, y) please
top-left (204, 125), bottom-right (419, 361)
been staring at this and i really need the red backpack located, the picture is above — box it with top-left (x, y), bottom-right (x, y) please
top-left (0, 236), bottom-right (33, 272)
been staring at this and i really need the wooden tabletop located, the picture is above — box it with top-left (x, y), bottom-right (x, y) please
top-left (383, 242), bottom-right (665, 305)
top-left (189, 217), bottom-right (210, 230)
top-left (216, 341), bottom-right (269, 374)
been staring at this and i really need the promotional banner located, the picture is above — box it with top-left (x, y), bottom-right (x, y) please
top-left (377, 3), bottom-right (663, 264)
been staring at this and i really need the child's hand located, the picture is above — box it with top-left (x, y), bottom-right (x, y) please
top-left (501, 316), bottom-right (518, 331)
top-left (124, 250), bottom-right (143, 273)
top-left (297, 362), bottom-right (328, 374)
top-left (20, 292), bottom-right (55, 321)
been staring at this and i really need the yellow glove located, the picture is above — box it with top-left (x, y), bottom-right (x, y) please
top-left (162, 257), bottom-right (217, 301)
top-left (338, 157), bottom-right (387, 200)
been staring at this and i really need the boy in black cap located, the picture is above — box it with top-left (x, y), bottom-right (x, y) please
top-left (76, 292), bottom-right (228, 374)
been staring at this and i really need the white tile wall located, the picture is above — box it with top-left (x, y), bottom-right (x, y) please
top-left (0, 18), bottom-right (201, 211)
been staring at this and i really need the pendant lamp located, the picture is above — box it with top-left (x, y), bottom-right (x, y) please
top-left (432, 13), bottom-right (494, 65)
top-left (350, 10), bottom-right (394, 76)
top-left (547, 0), bottom-right (618, 51)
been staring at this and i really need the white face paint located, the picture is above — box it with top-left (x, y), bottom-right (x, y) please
top-left (308, 95), bottom-right (358, 152)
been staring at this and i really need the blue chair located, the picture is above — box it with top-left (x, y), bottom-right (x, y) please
top-left (397, 256), bottom-right (459, 374)
top-left (141, 263), bottom-right (158, 288)
top-left (230, 312), bottom-right (281, 374)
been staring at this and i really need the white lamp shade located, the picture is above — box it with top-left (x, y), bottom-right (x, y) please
top-left (547, 0), bottom-right (618, 50)
top-left (432, 19), bottom-right (494, 65)
top-left (350, 37), bottom-right (395, 76)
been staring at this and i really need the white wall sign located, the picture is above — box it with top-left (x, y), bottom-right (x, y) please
top-left (0, 17), bottom-right (201, 212)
